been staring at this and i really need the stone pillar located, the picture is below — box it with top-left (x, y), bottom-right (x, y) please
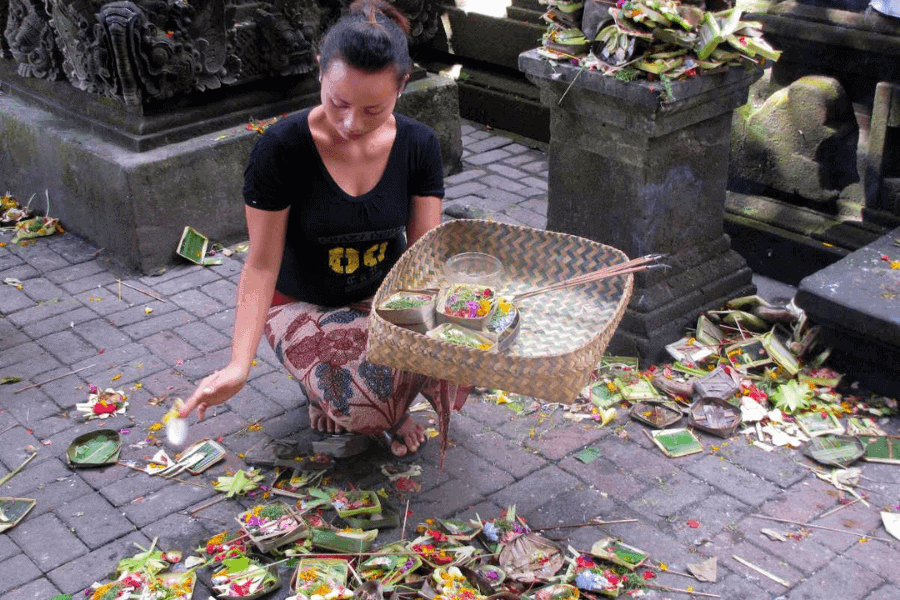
top-left (519, 49), bottom-right (761, 363)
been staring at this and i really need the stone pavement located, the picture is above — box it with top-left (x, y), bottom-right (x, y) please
top-left (1, 120), bottom-right (898, 600)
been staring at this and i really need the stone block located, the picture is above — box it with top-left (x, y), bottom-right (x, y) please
top-left (0, 554), bottom-right (43, 597)
top-left (8, 512), bottom-right (89, 571)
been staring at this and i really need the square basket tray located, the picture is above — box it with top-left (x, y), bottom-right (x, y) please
top-left (366, 219), bottom-right (633, 403)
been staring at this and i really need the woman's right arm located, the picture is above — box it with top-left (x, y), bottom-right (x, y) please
top-left (180, 205), bottom-right (289, 420)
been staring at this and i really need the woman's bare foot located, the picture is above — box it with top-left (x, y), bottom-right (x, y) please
top-left (384, 413), bottom-right (425, 457)
top-left (308, 403), bottom-right (345, 434)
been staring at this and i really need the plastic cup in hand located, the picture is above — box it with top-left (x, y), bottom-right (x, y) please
top-left (166, 399), bottom-right (188, 446)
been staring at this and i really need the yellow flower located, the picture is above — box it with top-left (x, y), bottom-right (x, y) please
top-left (478, 300), bottom-right (491, 315)
top-left (658, 563), bottom-right (668, 571)
top-left (145, 306), bottom-right (153, 314)
top-left (148, 422), bottom-right (163, 431)
top-left (111, 374), bottom-right (122, 381)
top-left (891, 261), bottom-right (900, 270)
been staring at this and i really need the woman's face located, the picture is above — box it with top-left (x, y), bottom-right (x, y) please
top-left (320, 58), bottom-right (406, 141)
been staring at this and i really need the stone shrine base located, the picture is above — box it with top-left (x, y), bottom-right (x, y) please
top-left (0, 73), bottom-right (461, 274)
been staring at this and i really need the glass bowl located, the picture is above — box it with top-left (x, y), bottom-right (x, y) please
top-left (444, 252), bottom-right (503, 287)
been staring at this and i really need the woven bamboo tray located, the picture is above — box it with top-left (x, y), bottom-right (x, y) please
top-left (367, 219), bottom-right (633, 403)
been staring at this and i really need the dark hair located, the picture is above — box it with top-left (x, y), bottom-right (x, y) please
top-left (319, 0), bottom-right (411, 83)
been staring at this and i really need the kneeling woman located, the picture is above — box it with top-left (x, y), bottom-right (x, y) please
top-left (179, 0), bottom-right (467, 457)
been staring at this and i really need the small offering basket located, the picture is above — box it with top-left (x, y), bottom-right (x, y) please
top-left (376, 291), bottom-right (436, 334)
top-left (435, 283), bottom-right (497, 330)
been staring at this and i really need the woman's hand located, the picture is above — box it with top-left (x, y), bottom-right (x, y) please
top-left (179, 362), bottom-right (249, 421)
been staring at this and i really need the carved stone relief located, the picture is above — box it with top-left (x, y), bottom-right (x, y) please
top-left (1, 0), bottom-right (442, 107)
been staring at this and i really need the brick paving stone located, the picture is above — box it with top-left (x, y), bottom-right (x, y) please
top-left (5, 576), bottom-right (63, 600)
top-left (444, 180), bottom-right (488, 199)
top-left (120, 308), bottom-right (194, 339)
top-left (226, 384), bottom-right (287, 422)
top-left (9, 511), bottom-right (89, 571)
top-left (526, 420), bottom-right (609, 461)
top-left (0, 339), bottom-right (42, 370)
top-left (0, 537), bottom-right (22, 566)
top-left (519, 187), bottom-right (548, 199)
top-left (464, 148), bottom-right (512, 166)
top-left (0, 553), bottom-right (43, 597)
top-left (6, 296), bottom-right (86, 326)
top-left (46, 531), bottom-right (152, 596)
top-left (22, 306), bottom-right (98, 339)
top-left (176, 321), bottom-right (232, 352)
top-left (520, 160), bottom-right (548, 173)
top-left (715, 438), bottom-right (808, 489)
top-left (15, 247), bottom-right (70, 273)
top-left (27, 411), bottom-right (81, 440)
top-left (58, 270), bottom-right (119, 295)
top-left (170, 288), bottom-right (226, 317)
top-left (137, 367), bottom-right (194, 398)
top-left (810, 500), bottom-right (885, 553)
top-left (863, 584), bottom-right (900, 600)
top-left (444, 169), bottom-right (486, 185)
top-left (138, 264), bottom-right (204, 286)
top-left (707, 519), bottom-right (838, 573)
top-left (686, 454), bottom-right (781, 506)
top-left (756, 477), bottom-right (840, 523)
top-left (631, 471), bottom-right (718, 520)
top-left (49, 234), bottom-right (101, 263)
top-left (521, 175), bottom-right (548, 190)
top-left (1, 262), bottom-right (40, 280)
top-left (56, 491), bottom-right (138, 549)
top-left (489, 464), bottom-right (585, 515)
top-left (475, 186), bottom-right (527, 206)
top-left (78, 461), bottom-right (134, 490)
top-left (247, 370), bottom-right (304, 410)
top-left (250, 343), bottom-right (279, 371)
top-left (106, 300), bottom-right (178, 328)
top-left (184, 409), bottom-right (250, 441)
top-left (0, 423), bottom-right (42, 469)
top-left (486, 162), bottom-right (530, 180)
top-left (199, 279), bottom-right (238, 306)
top-left (526, 486), bottom-right (620, 531)
top-left (72, 289), bottom-right (136, 316)
top-left (0, 284), bottom-right (37, 314)
top-left (0, 320), bottom-right (32, 352)
top-left (606, 519), bottom-right (700, 572)
top-left (122, 480), bottom-right (217, 528)
top-left (503, 206), bottom-right (547, 229)
top-left (208, 255), bottom-right (245, 278)
top-left (2, 386), bottom-right (61, 422)
top-left (44, 258), bottom-right (106, 285)
top-left (668, 492), bottom-right (751, 546)
top-left (437, 445), bottom-right (516, 495)
top-left (19, 278), bottom-right (65, 303)
top-left (36, 329), bottom-right (98, 363)
top-left (175, 347), bottom-right (232, 379)
top-left (703, 572), bottom-right (776, 600)
top-left (74, 317), bottom-right (132, 349)
top-left (559, 455), bottom-right (648, 502)
top-left (25, 474), bottom-right (94, 519)
top-left (467, 130), bottom-right (491, 141)
top-left (204, 307), bottom-right (236, 333)
top-left (0, 247), bottom-right (25, 271)
top-left (466, 136), bottom-right (512, 153)
top-left (786, 555), bottom-right (882, 600)
top-left (415, 478), bottom-right (486, 519)
top-left (1, 456), bottom-right (78, 498)
top-left (846, 540), bottom-right (900, 587)
top-left (139, 511), bottom-right (212, 552)
top-left (460, 122), bottom-right (476, 135)
top-left (481, 173), bottom-right (529, 193)
top-left (151, 268), bottom-right (222, 296)
top-left (591, 437), bottom-right (683, 483)
top-left (141, 330), bottom-right (202, 364)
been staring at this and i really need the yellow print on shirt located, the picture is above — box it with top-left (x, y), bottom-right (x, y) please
top-left (329, 242), bottom-right (388, 274)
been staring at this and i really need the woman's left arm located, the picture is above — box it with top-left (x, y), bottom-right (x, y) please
top-left (407, 194), bottom-right (442, 247)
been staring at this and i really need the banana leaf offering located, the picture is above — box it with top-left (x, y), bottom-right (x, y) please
top-left (0, 497), bottom-right (35, 533)
top-left (66, 429), bottom-right (122, 467)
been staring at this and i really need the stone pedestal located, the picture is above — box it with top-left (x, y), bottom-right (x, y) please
top-left (519, 49), bottom-right (761, 363)
top-left (0, 68), bottom-right (462, 274)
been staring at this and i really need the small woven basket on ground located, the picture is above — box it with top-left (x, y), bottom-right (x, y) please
top-left (366, 219), bottom-right (633, 403)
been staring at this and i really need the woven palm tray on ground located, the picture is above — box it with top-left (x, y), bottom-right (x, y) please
top-left (367, 219), bottom-right (634, 403)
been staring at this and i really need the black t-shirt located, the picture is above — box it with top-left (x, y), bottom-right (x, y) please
top-left (243, 109), bottom-right (444, 306)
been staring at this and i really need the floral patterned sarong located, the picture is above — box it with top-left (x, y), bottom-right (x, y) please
top-left (264, 299), bottom-right (470, 462)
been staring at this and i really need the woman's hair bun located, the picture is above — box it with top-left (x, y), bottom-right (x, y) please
top-left (349, 0), bottom-right (411, 36)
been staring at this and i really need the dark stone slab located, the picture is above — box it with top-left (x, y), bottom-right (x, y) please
top-left (795, 226), bottom-right (900, 395)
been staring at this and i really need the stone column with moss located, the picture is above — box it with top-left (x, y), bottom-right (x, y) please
top-left (520, 49), bottom-right (762, 362)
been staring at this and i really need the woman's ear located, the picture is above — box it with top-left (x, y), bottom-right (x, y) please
top-left (400, 73), bottom-right (410, 93)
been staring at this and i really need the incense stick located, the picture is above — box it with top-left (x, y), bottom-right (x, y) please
top-left (116, 279), bottom-right (166, 302)
top-left (513, 254), bottom-right (665, 302)
top-left (15, 364), bottom-right (96, 393)
top-left (749, 514), bottom-right (893, 544)
top-left (732, 555), bottom-right (790, 587)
